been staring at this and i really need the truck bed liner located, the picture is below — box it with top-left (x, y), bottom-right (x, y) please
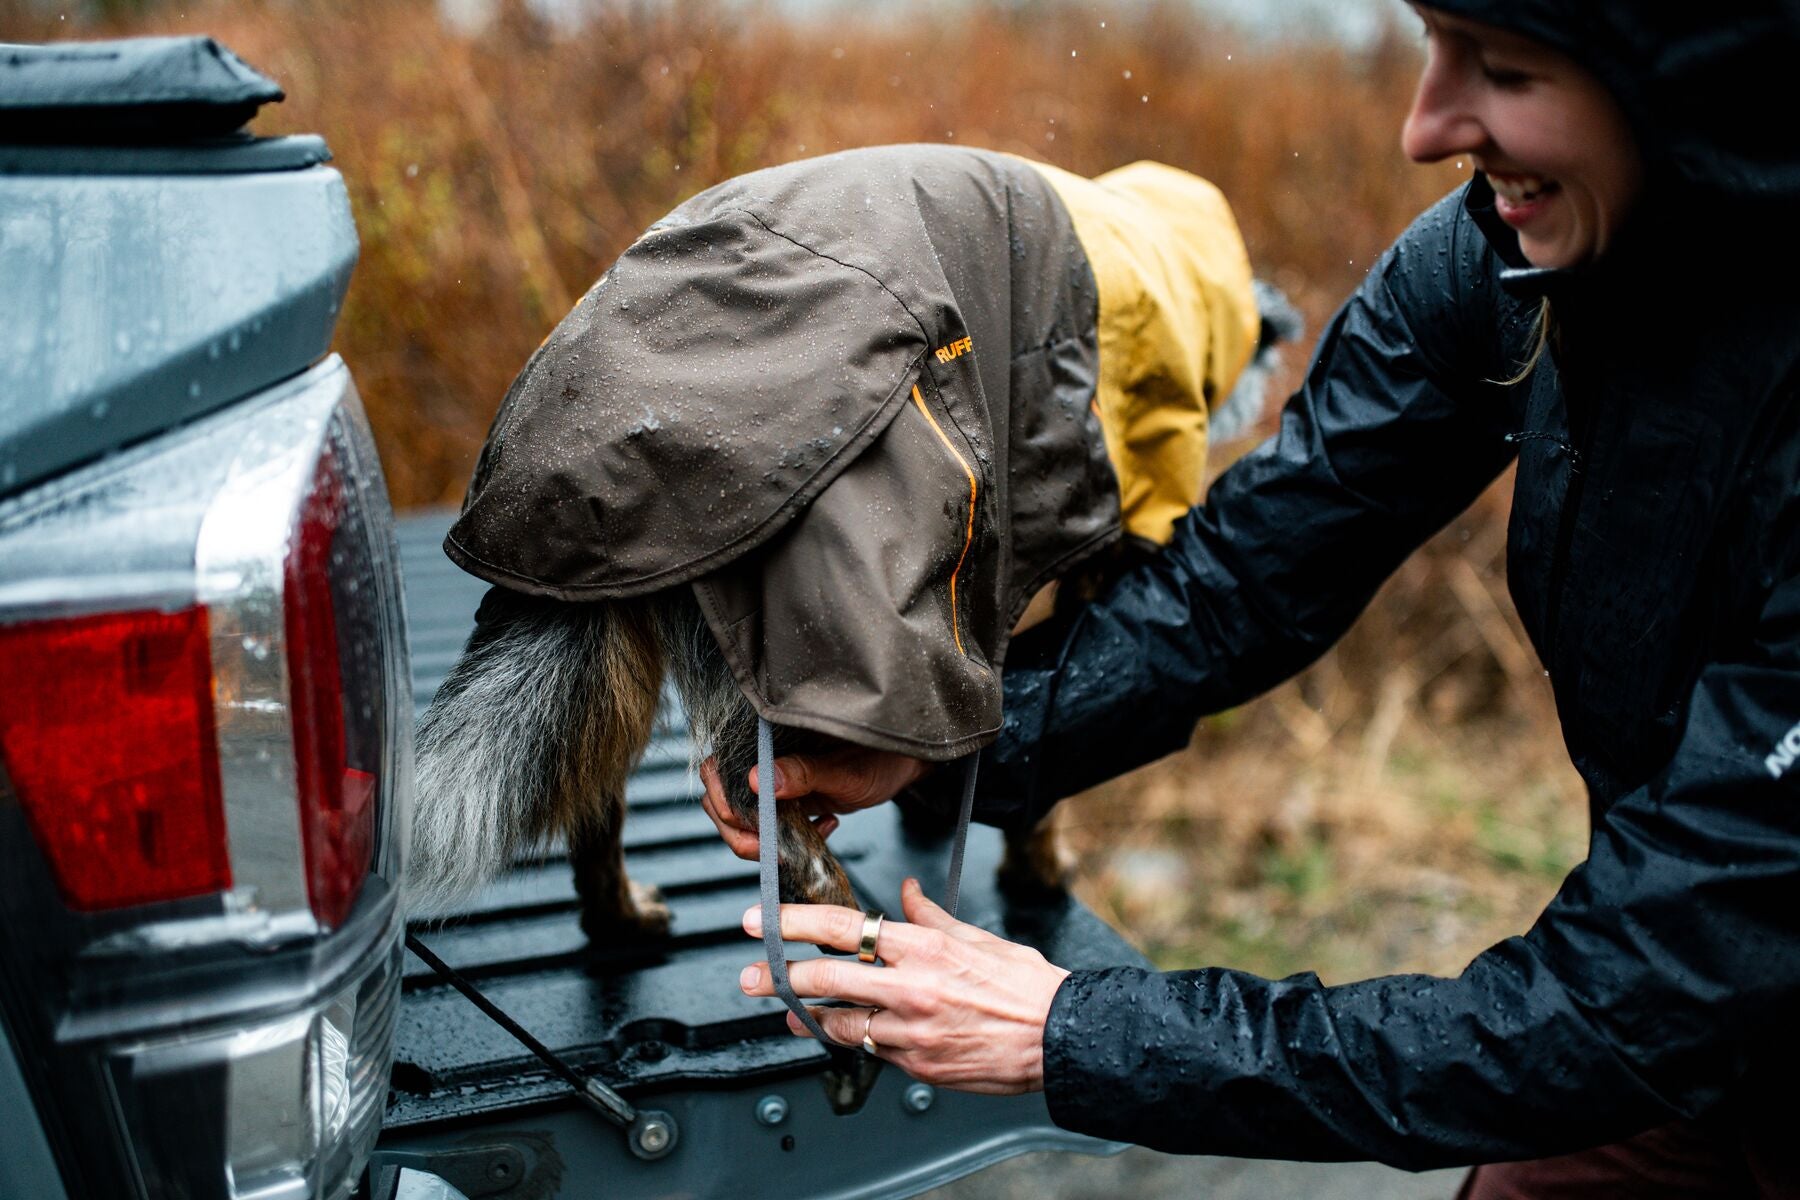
top-left (381, 511), bottom-right (1146, 1196)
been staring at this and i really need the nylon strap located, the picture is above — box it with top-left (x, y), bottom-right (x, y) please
top-left (758, 717), bottom-right (837, 1045)
top-left (756, 717), bottom-right (979, 1050)
top-left (942, 747), bottom-right (980, 919)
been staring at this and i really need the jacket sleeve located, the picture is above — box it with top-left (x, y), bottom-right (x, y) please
top-left (972, 188), bottom-right (1521, 831)
top-left (1042, 562), bottom-right (1800, 1167)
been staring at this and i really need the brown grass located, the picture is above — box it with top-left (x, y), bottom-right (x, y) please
top-left (13, 0), bottom-right (1584, 982)
top-left (1054, 478), bottom-right (1585, 983)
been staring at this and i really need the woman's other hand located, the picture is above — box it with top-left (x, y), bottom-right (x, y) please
top-left (699, 747), bottom-right (931, 860)
top-left (737, 877), bottom-right (1070, 1094)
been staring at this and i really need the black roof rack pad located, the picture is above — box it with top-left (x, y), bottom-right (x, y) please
top-left (0, 36), bottom-right (283, 143)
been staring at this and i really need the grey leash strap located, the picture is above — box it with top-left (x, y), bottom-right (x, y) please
top-left (942, 750), bottom-right (980, 919)
top-left (755, 717), bottom-right (981, 1049)
top-left (758, 716), bottom-right (839, 1046)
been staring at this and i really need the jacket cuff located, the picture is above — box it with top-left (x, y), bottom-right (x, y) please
top-left (1043, 966), bottom-right (1170, 1142)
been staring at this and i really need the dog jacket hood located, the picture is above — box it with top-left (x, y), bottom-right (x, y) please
top-left (447, 145), bottom-right (1257, 759)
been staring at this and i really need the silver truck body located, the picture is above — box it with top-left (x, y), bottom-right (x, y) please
top-left (0, 39), bottom-right (410, 1200)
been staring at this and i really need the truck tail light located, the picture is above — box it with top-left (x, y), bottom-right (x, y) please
top-left (286, 449), bottom-right (378, 930)
top-left (0, 607), bottom-right (231, 910)
top-left (0, 356), bottom-right (408, 1200)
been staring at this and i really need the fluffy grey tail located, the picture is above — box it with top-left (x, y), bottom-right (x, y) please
top-left (1211, 278), bottom-right (1305, 445)
top-left (407, 590), bottom-right (663, 916)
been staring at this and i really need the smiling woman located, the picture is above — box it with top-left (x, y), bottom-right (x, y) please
top-left (1402, 6), bottom-right (1643, 269)
top-left (703, 2), bottom-right (1800, 1195)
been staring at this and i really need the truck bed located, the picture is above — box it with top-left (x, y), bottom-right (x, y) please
top-left (378, 510), bottom-right (1147, 1199)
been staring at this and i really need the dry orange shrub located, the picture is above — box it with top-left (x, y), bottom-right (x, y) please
top-left (9, 0), bottom-right (1582, 980)
top-left (6, 0), bottom-right (1470, 503)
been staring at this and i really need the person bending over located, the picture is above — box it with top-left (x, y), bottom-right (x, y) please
top-left (702, 3), bottom-right (1800, 1193)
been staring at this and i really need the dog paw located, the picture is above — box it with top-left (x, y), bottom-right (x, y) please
top-left (627, 878), bottom-right (673, 933)
top-left (581, 880), bottom-right (672, 944)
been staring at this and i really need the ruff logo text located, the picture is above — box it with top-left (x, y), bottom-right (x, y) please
top-left (1766, 721), bottom-right (1800, 779)
top-left (934, 337), bottom-right (974, 364)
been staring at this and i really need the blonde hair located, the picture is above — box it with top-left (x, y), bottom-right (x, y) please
top-left (1498, 297), bottom-right (1555, 386)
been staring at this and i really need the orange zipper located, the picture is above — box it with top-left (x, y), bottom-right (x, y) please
top-left (909, 383), bottom-right (977, 655)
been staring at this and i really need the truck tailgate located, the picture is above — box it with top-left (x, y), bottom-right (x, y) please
top-left (378, 510), bottom-right (1146, 1199)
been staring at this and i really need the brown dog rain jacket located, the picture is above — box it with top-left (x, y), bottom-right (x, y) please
top-left (446, 144), bottom-right (1261, 760)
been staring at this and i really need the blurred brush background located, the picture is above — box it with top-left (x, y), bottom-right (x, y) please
top-left (5, 0), bottom-right (1583, 985)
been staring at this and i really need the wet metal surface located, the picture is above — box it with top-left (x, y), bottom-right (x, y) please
top-left (0, 166), bottom-right (357, 500)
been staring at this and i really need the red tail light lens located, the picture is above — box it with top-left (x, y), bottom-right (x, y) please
top-left (0, 607), bottom-right (231, 910)
top-left (287, 450), bottom-right (377, 929)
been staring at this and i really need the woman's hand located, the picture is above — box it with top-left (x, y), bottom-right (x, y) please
top-left (699, 747), bottom-right (931, 860)
top-left (737, 877), bottom-right (1071, 1094)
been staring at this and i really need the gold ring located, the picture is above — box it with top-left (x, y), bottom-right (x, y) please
top-left (858, 909), bottom-right (885, 963)
top-left (862, 1008), bottom-right (880, 1055)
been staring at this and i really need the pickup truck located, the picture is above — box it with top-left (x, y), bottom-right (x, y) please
top-left (0, 36), bottom-right (1147, 1200)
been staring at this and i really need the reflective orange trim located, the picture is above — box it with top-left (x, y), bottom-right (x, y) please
top-left (910, 384), bottom-right (977, 655)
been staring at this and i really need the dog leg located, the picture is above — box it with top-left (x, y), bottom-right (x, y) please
top-left (996, 811), bottom-right (1075, 902)
top-left (714, 764), bottom-right (856, 908)
top-left (570, 817), bottom-right (672, 943)
top-left (897, 790), bottom-right (1071, 902)
top-left (707, 736), bottom-right (857, 908)
top-left (774, 804), bottom-right (857, 908)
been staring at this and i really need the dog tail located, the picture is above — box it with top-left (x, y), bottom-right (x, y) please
top-left (407, 588), bottom-right (664, 916)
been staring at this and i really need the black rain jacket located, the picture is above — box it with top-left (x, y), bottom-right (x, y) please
top-left (967, 1), bottom-right (1800, 1169)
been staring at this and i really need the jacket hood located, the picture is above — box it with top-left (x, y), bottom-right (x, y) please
top-left (448, 145), bottom-right (1260, 759)
top-left (1424, 1), bottom-right (1800, 206)
top-left (449, 146), bottom-right (1116, 759)
top-left (445, 202), bottom-right (923, 599)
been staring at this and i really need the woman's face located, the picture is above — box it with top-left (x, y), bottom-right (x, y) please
top-left (1402, 7), bottom-right (1643, 269)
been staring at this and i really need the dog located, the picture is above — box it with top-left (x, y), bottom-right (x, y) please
top-left (407, 144), bottom-right (1297, 942)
